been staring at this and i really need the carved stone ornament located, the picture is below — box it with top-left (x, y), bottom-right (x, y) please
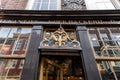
top-left (62, 0), bottom-right (86, 10)
top-left (40, 27), bottom-right (81, 48)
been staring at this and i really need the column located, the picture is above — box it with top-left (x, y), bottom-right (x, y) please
top-left (21, 26), bottom-right (43, 80)
top-left (76, 26), bottom-right (101, 80)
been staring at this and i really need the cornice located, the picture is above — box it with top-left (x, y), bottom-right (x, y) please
top-left (0, 10), bottom-right (120, 26)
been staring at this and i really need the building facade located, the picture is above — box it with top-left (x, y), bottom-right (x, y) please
top-left (0, 0), bottom-right (120, 80)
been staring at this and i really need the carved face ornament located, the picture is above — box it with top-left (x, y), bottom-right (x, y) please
top-left (63, 0), bottom-right (84, 10)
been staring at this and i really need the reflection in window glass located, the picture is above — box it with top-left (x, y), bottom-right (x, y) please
top-left (96, 50), bottom-right (109, 57)
top-left (19, 60), bottom-right (24, 69)
top-left (6, 60), bottom-right (17, 68)
top-left (0, 59), bottom-right (24, 80)
top-left (50, 2), bottom-right (57, 10)
top-left (108, 50), bottom-right (115, 57)
top-left (113, 49), bottom-right (120, 57)
top-left (112, 33), bottom-right (120, 46)
top-left (23, 40), bottom-right (28, 50)
top-left (32, 0), bottom-right (58, 10)
top-left (32, 2), bottom-right (40, 10)
top-left (101, 34), bottom-right (108, 40)
top-left (108, 49), bottom-right (120, 57)
top-left (0, 27), bottom-right (31, 55)
top-left (41, 2), bottom-right (48, 10)
top-left (35, 0), bottom-right (41, 2)
top-left (95, 0), bottom-right (115, 9)
top-left (0, 27), bottom-right (31, 80)
top-left (20, 28), bottom-right (31, 39)
top-left (8, 28), bottom-right (20, 38)
top-left (0, 39), bottom-right (4, 50)
top-left (21, 28), bottom-right (31, 34)
top-left (105, 2), bottom-right (115, 9)
top-left (0, 28), bottom-right (11, 50)
top-left (101, 33), bottom-right (110, 45)
top-left (102, 50), bottom-right (108, 57)
top-left (0, 28), bottom-right (10, 38)
top-left (88, 27), bottom-right (120, 80)
top-left (15, 40), bottom-right (23, 50)
top-left (90, 34), bottom-right (99, 46)
top-left (0, 40), bottom-right (15, 55)
top-left (96, 3), bottom-right (106, 9)
top-left (97, 61), bottom-right (117, 80)
top-left (13, 28), bottom-right (31, 55)
top-left (0, 28), bottom-right (21, 55)
top-left (17, 28), bottom-right (22, 33)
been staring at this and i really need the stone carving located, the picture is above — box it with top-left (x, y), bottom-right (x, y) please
top-left (62, 0), bottom-right (86, 10)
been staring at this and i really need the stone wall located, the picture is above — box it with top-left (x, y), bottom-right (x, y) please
top-left (1, 0), bottom-right (28, 10)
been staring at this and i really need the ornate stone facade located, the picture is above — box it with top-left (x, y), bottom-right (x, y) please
top-left (62, 0), bottom-right (86, 10)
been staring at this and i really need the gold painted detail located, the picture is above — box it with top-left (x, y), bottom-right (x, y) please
top-left (40, 27), bottom-right (80, 48)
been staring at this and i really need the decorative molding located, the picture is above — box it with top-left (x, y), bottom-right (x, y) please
top-left (40, 26), bottom-right (81, 48)
top-left (0, 20), bottom-right (120, 25)
top-left (62, 0), bottom-right (86, 10)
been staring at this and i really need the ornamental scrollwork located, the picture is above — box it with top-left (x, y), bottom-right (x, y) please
top-left (40, 27), bottom-right (81, 48)
top-left (62, 0), bottom-right (86, 10)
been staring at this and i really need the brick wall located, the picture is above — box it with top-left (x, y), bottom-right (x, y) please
top-left (1, 0), bottom-right (28, 10)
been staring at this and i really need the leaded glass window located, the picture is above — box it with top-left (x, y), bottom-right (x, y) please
top-left (40, 27), bottom-right (80, 48)
top-left (0, 26), bottom-right (32, 80)
top-left (32, 0), bottom-right (58, 10)
top-left (90, 34), bottom-right (99, 47)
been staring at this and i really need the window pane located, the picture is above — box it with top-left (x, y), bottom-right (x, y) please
top-left (0, 28), bottom-right (10, 38)
top-left (43, 0), bottom-right (49, 2)
top-left (32, 3), bottom-right (40, 10)
top-left (108, 50), bottom-right (115, 57)
top-left (113, 49), bottom-right (120, 57)
top-left (0, 39), bottom-right (15, 55)
top-left (108, 61), bottom-right (120, 79)
top-left (0, 28), bottom-right (11, 50)
top-left (35, 0), bottom-right (41, 2)
top-left (41, 2), bottom-right (48, 10)
top-left (20, 28), bottom-right (31, 39)
top-left (103, 0), bottom-right (111, 2)
top-left (101, 34), bottom-right (108, 40)
top-left (92, 41), bottom-right (100, 46)
top-left (112, 33), bottom-right (120, 46)
top-left (105, 3), bottom-right (115, 9)
top-left (90, 34), bottom-right (99, 46)
top-left (96, 3), bottom-right (107, 9)
top-left (101, 50), bottom-right (109, 57)
top-left (13, 28), bottom-right (31, 55)
top-left (0, 27), bottom-right (31, 55)
top-left (50, 2), bottom-right (57, 10)
top-left (32, 0), bottom-right (58, 10)
top-left (23, 40), bottom-right (28, 50)
top-left (21, 28), bottom-right (31, 34)
top-left (8, 28), bottom-right (21, 38)
top-left (101, 33), bottom-right (110, 45)
top-left (13, 39), bottom-right (28, 55)
top-left (0, 28), bottom-right (21, 55)
top-left (97, 61), bottom-right (116, 80)
top-left (15, 40), bottom-right (23, 51)
top-left (0, 59), bottom-right (24, 80)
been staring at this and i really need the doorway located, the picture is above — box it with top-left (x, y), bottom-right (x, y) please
top-left (39, 56), bottom-right (85, 80)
